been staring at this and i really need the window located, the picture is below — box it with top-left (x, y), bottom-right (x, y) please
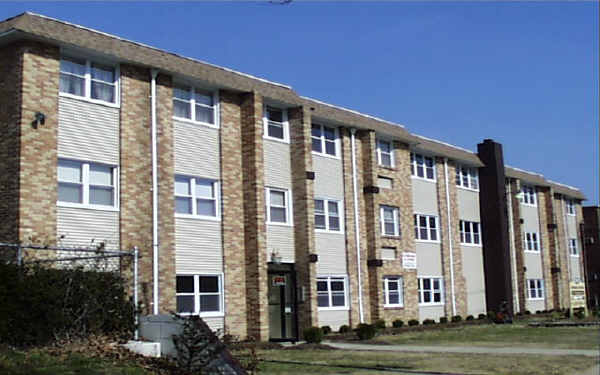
top-left (60, 56), bottom-right (118, 104)
top-left (264, 106), bottom-right (288, 142)
top-left (566, 199), bottom-right (576, 215)
top-left (314, 199), bottom-right (342, 232)
top-left (418, 277), bottom-right (443, 305)
top-left (459, 220), bottom-right (481, 245)
top-left (380, 205), bottom-right (400, 236)
top-left (521, 185), bottom-right (537, 206)
top-left (377, 140), bottom-right (394, 167)
top-left (383, 276), bottom-right (404, 307)
top-left (176, 275), bottom-right (223, 316)
top-left (414, 214), bottom-right (439, 242)
top-left (525, 232), bottom-right (540, 252)
top-left (411, 153), bottom-right (435, 180)
top-left (569, 238), bottom-right (578, 256)
top-left (317, 276), bottom-right (347, 309)
top-left (311, 124), bottom-right (338, 157)
top-left (175, 176), bottom-right (219, 219)
top-left (173, 86), bottom-right (217, 125)
top-left (266, 188), bottom-right (291, 224)
top-left (381, 247), bottom-right (396, 260)
top-left (527, 279), bottom-right (544, 300)
top-left (455, 165), bottom-right (479, 190)
top-left (58, 159), bottom-right (118, 208)
top-left (377, 176), bottom-right (393, 189)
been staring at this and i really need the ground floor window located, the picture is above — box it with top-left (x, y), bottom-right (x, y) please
top-left (418, 277), bottom-right (443, 305)
top-left (317, 276), bottom-right (348, 309)
top-left (383, 276), bottom-right (404, 307)
top-left (527, 279), bottom-right (544, 300)
top-left (176, 274), bottom-right (223, 316)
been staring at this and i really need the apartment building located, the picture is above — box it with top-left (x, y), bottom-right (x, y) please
top-left (0, 13), bottom-right (587, 342)
top-left (583, 206), bottom-right (599, 308)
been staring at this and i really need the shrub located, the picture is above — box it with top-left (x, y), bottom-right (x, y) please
top-left (451, 315), bottom-right (462, 323)
top-left (408, 319), bottom-right (419, 327)
top-left (355, 324), bottom-right (376, 340)
top-left (524, 310), bottom-right (531, 315)
top-left (321, 325), bottom-right (332, 335)
top-left (423, 319), bottom-right (435, 326)
top-left (374, 319), bottom-right (386, 330)
top-left (439, 316), bottom-right (448, 324)
top-left (574, 309), bottom-right (586, 320)
top-left (392, 319), bottom-right (404, 328)
top-left (516, 312), bottom-right (523, 317)
top-left (535, 310), bottom-right (542, 315)
top-left (477, 313), bottom-right (486, 320)
top-left (466, 315), bottom-right (474, 321)
top-left (303, 327), bottom-right (324, 343)
top-left (487, 311), bottom-right (496, 320)
top-left (339, 325), bottom-right (351, 334)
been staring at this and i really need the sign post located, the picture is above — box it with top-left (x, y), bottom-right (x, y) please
top-left (569, 281), bottom-right (587, 317)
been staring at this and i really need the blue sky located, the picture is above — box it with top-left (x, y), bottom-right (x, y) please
top-left (2, 2), bottom-right (598, 204)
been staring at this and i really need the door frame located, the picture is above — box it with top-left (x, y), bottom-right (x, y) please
top-left (267, 262), bottom-right (299, 342)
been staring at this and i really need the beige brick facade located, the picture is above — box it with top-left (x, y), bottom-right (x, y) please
top-left (537, 188), bottom-right (555, 310)
top-left (508, 178), bottom-right (527, 311)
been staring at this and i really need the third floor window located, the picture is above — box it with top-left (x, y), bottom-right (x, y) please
top-left (60, 56), bottom-right (118, 104)
top-left (173, 86), bottom-right (216, 126)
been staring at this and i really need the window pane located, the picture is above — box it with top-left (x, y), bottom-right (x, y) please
top-left (420, 228), bottom-right (428, 239)
top-left (89, 164), bottom-right (112, 186)
top-left (419, 216), bottom-right (427, 227)
top-left (200, 295), bottom-right (220, 312)
top-left (423, 291), bottom-right (431, 302)
top-left (174, 100), bottom-right (191, 119)
top-left (329, 217), bottom-right (340, 231)
top-left (91, 63), bottom-right (114, 83)
top-left (317, 281), bottom-right (327, 292)
top-left (383, 208), bottom-right (394, 220)
top-left (196, 199), bottom-right (216, 216)
top-left (317, 295), bottom-right (329, 307)
top-left (195, 180), bottom-right (214, 198)
top-left (328, 202), bottom-right (338, 215)
top-left (315, 214), bottom-right (326, 229)
top-left (388, 293), bottom-right (399, 305)
top-left (270, 207), bottom-right (286, 223)
top-left (423, 279), bottom-right (431, 290)
top-left (60, 58), bottom-right (86, 76)
top-left (270, 191), bottom-right (285, 206)
top-left (58, 183), bottom-right (82, 203)
top-left (325, 141), bottom-right (336, 156)
top-left (91, 81), bottom-right (115, 103)
top-left (426, 168), bottom-right (435, 180)
top-left (331, 280), bottom-right (344, 291)
top-left (268, 122), bottom-right (284, 139)
top-left (194, 90), bottom-right (213, 106)
top-left (177, 276), bottom-right (195, 293)
top-left (314, 200), bottom-right (324, 212)
top-left (312, 138), bottom-right (322, 153)
top-left (90, 186), bottom-right (113, 206)
top-left (175, 178), bottom-right (190, 196)
top-left (175, 197), bottom-right (192, 214)
top-left (176, 296), bottom-right (195, 313)
top-left (174, 87), bottom-right (191, 101)
top-left (433, 279), bottom-right (440, 289)
top-left (311, 125), bottom-right (321, 138)
top-left (60, 74), bottom-right (85, 96)
top-left (388, 280), bottom-right (398, 290)
top-left (199, 276), bottom-right (219, 293)
top-left (267, 107), bottom-right (283, 122)
top-left (379, 141), bottom-right (391, 153)
top-left (381, 154), bottom-right (392, 166)
top-left (385, 222), bottom-right (396, 235)
top-left (430, 229), bottom-right (437, 241)
top-left (433, 292), bottom-right (441, 303)
top-left (332, 294), bottom-right (345, 306)
top-left (324, 127), bottom-right (335, 140)
top-left (195, 105), bottom-right (214, 124)
top-left (58, 160), bottom-right (82, 182)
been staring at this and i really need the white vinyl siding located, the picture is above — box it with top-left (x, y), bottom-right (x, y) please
top-left (313, 155), bottom-right (344, 199)
top-left (316, 232), bottom-right (347, 274)
top-left (174, 120), bottom-right (221, 179)
top-left (318, 310), bottom-right (349, 332)
top-left (57, 206), bottom-right (119, 250)
top-left (175, 218), bottom-right (222, 274)
top-left (266, 225), bottom-right (295, 263)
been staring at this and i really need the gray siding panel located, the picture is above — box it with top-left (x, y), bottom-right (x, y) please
top-left (315, 232), bottom-right (347, 274)
top-left (461, 245), bottom-right (486, 315)
top-left (457, 188), bottom-right (480, 222)
top-left (174, 120), bottom-right (220, 179)
top-left (264, 140), bottom-right (292, 189)
top-left (57, 207), bottom-right (120, 249)
top-left (526, 299), bottom-right (545, 313)
top-left (521, 204), bottom-right (541, 233)
top-left (570, 256), bottom-right (582, 280)
top-left (313, 155), bottom-right (344, 199)
top-left (418, 305), bottom-right (445, 322)
top-left (266, 225), bottom-right (295, 263)
top-left (318, 310), bottom-right (349, 331)
top-left (412, 179), bottom-right (438, 215)
top-left (203, 317), bottom-right (224, 333)
top-left (58, 97), bottom-right (119, 165)
top-left (525, 253), bottom-right (543, 278)
top-left (416, 242), bottom-right (442, 276)
top-left (175, 218), bottom-right (223, 274)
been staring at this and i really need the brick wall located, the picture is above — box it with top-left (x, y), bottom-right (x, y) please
top-left (508, 179), bottom-right (526, 311)
top-left (545, 189), bottom-right (563, 308)
top-left (537, 188), bottom-right (555, 310)
top-left (553, 194), bottom-right (570, 308)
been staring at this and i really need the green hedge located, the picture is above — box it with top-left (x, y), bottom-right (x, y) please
top-left (0, 263), bottom-right (134, 347)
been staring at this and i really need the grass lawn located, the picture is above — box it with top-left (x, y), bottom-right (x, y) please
top-left (256, 349), bottom-right (597, 375)
top-left (372, 323), bottom-right (600, 349)
top-left (0, 347), bottom-right (151, 375)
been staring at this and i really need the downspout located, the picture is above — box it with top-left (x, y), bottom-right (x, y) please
top-left (443, 158), bottom-right (457, 316)
top-left (150, 69), bottom-right (159, 315)
top-left (350, 128), bottom-right (364, 323)
top-left (506, 180), bottom-right (520, 313)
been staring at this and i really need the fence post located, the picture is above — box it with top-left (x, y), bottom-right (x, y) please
top-left (133, 246), bottom-right (139, 341)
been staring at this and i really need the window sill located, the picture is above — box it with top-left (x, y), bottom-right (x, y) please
top-left (175, 214), bottom-right (221, 222)
top-left (418, 303), bottom-right (445, 307)
top-left (415, 239), bottom-right (441, 244)
top-left (317, 307), bottom-right (349, 311)
top-left (264, 135), bottom-right (290, 145)
top-left (267, 221), bottom-right (294, 227)
top-left (460, 243), bottom-right (483, 248)
top-left (383, 305), bottom-right (404, 310)
top-left (381, 235), bottom-right (402, 240)
top-left (411, 176), bottom-right (437, 184)
top-left (566, 213), bottom-right (576, 217)
top-left (315, 229), bottom-right (344, 235)
top-left (59, 92), bottom-right (120, 109)
top-left (456, 185), bottom-right (479, 193)
top-left (312, 152), bottom-right (341, 161)
top-left (173, 116), bottom-right (219, 129)
top-left (378, 164), bottom-right (396, 171)
top-left (524, 250), bottom-right (541, 254)
top-left (177, 312), bottom-right (225, 318)
top-left (57, 202), bottom-right (119, 212)
top-left (527, 298), bottom-right (545, 301)
top-left (520, 203), bottom-right (538, 208)
top-left (570, 254), bottom-right (580, 257)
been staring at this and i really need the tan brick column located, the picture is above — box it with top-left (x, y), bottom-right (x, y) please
top-left (341, 128), bottom-right (371, 326)
top-left (575, 204), bottom-right (586, 281)
top-left (508, 179), bottom-right (526, 312)
top-left (219, 90), bottom-right (248, 338)
top-left (240, 91), bottom-right (269, 341)
top-left (289, 106), bottom-right (318, 333)
top-left (537, 188), bottom-right (555, 310)
top-left (18, 42), bottom-right (59, 245)
top-left (545, 189), bottom-right (562, 309)
top-left (435, 158), bottom-right (467, 317)
top-left (553, 194), bottom-right (570, 308)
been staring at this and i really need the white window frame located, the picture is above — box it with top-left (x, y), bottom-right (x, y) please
top-left (455, 164), bottom-right (479, 191)
top-left (569, 238), bottom-right (578, 256)
top-left (174, 175), bottom-right (220, 220)
top-left (418, 277), bottom-right (444, 306)
top-left (376, 139), bottom-right (394, 168)
top-left (383, 276), bottom-right (404, 308)
top-left (57, 158), bottom-right (119, 211)
top-left (565, 199), bottom-right (576, 216)
top-left (311, 123), bottom-right (339, 158)
top-left (59, 55), bottom-right (120, 107)
top-left (527, 279), bottom-right (544, 300)
top-left (265, 187), bottom-right (292, 226)
top-left (380, 205), bottom-right (400, 237)
top-left (524, 232), bottom-right (540, 253)
top-left (411, 152), bottom-right (436, 181)
top-left (521, 185), bottom-right (537, 206)
top-left (459, 220), bottom-right (481, 246)
top-left (316, 276), bottom-right (349, 311)
top-left (176, 274), bottom-right (224, 317)
top-left (172, 85), bottom-right (219, 128)
top-left (414, 214), bottom-right (440, 242)
top-left (314, 198), bottom-right (344, 233)
top-left (263, 106), bottom-right (289, 143)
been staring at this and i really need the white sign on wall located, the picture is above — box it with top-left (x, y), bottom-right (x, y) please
top-left (402, 252), bottom-right (417, 270)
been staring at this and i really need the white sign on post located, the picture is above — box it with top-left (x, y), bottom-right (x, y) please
top-left (402, 252), bottom-right (417, 269)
